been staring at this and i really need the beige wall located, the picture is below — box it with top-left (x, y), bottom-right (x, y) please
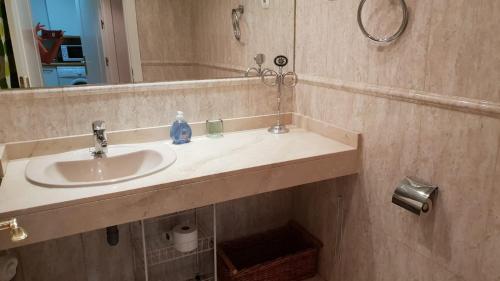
top-left (293, 0), bottom-right (500, 281)
top-left (136, 0), bottom-right (295, 82)
top-left (135, 0), bottom-right (195, 63)
top-left (9, 224), bottom-right (136, 281)
top-left (0, 80), bottom-right (292, 143)
top-left (295, 0), bottom-right (500, 102)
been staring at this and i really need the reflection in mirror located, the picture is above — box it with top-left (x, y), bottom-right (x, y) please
top-left (0, 0), bottom-right (295, 90)
top-left (132, 0), bottom-right (295, 82)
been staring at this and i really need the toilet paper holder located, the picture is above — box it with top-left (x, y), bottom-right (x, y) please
top-left (392, 177), bottom-right (438, 216)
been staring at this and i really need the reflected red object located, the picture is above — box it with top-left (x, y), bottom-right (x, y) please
top-left (41, 30), bottom-right (63, 39)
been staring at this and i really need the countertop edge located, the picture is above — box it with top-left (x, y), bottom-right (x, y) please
top-left (0, 148), bottom-right (359, 249)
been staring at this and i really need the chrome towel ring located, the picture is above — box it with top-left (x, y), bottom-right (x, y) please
top-left (232, 5), bottom-right (244, 41)
top-left (357, 0), bottom-right (409, 43)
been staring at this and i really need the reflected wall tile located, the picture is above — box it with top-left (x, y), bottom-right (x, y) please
top-left (135, 0), bottom-right (163, 61)
top-left (142, 66), bottom-right (167, 83)
top-left (191, 0), bottom-right (294, 76)
top-left (158, 0), bottom-right (195, 62)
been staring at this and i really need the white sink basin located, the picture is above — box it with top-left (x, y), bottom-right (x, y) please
top-left (25, 142), bottom-right (177, 187)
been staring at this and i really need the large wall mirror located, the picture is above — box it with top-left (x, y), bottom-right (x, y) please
top-left (0, 0), bottom-right (295, 90)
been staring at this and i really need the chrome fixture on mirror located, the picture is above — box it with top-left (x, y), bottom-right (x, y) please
top-left (232, 5), bottom-right (244, 41)
top-left (357, 0), bottom-right (409, 43)
top-left (261, 55), bottom-right (297, 134)
top-left (245, 54), bottom-right (266, 77)
top-left (0, 218), bottom-right (28, 242)
top-left (92, 120), bottom-right (108, 157)
top-left (392, 177), bottom-right (438, 216)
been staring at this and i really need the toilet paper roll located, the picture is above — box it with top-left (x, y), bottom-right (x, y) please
top-left (392, 193), bottom-right (432, 215)
top-left (392, 177), bottom-right (438, 216)
top-left (172, 224), bottom-right (198, 253)
top-left (0, 255), bottom-right (18, 281)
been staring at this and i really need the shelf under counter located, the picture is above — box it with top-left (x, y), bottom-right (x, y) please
top-left (0, 114), bottom-right (360, 250)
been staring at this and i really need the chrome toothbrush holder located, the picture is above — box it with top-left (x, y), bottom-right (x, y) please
top-left (392, 177), bottom-right (438, 216)
top-left (261, 55), bottom-right (297, 134)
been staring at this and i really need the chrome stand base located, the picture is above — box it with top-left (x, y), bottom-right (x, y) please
top-left (268, 124), bottom-right (289, 134)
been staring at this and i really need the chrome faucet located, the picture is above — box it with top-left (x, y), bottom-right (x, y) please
top-left (245, 54), bottom-right (266, 77)
top-left (92, 120), bottom-right (108, 156)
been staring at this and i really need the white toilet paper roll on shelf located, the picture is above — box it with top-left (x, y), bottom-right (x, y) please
top-left (0, 255), bottom-right (18, 281)
top-left (173, 224), bottom-right (198, 253)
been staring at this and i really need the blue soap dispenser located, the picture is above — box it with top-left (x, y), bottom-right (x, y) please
top-left (170, 111), bottom-right (192, 144)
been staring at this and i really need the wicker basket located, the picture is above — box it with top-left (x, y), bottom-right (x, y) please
top-left (217, 221), bottom-right (323, 281)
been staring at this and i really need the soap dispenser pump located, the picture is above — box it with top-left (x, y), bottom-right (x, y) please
top-left (170, 111), bottom-right (192, 144)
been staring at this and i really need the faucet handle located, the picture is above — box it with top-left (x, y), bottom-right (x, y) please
top-left (92, 120), bottom-right (106, 131)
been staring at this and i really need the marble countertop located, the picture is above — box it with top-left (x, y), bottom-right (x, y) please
top-left (0, 127), bottom-right (355, 218)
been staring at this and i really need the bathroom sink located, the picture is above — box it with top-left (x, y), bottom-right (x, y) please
top-left (25, 143), bottom-right (177, 187)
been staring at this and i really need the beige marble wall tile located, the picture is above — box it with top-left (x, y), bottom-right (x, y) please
top-left (63, 90), bottom-right (138, 136)
top-left (81, 224), bottom-right (136, 281)
top-left (296, 0), bottom-right (370, 82)
top-left (413, 108), bottom-right (499, 280)
top-left (295, 0), bottom-right (500, 278)
top-left (0, 80), bottom-right (288, 143)
top-left (293, 83), bottom-right (500, 281)
top-left (216, 189), bottom-right (293, 242)
top-left (479, 143), bottom-right (500, 281)
top-left (14, 235), bottom-right (87, 281)
top-left (0, 90), bottom-right (68, 142)
top-left (292, 179), bottom-right (346, 281)
top-left (7, 225), bottom-right (139, 281)
top-left (363, 0), bottom-right (432, 90)
top-left (424, 0), bottom-right (500, 102)
top-left (296, 0), bottom-right (500, 103)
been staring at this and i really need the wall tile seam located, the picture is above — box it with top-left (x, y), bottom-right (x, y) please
top-left (298, 74), bottom-right (500, 119)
